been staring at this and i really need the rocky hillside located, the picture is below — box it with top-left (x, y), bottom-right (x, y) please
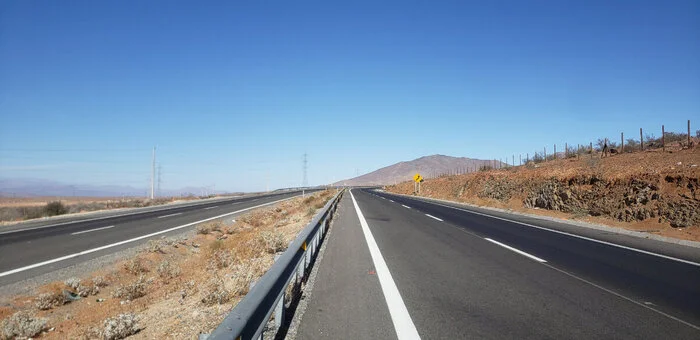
top-left (386, 146), bottom-right (700, 240)
top-left (335, 154), bottom-right (502, 186)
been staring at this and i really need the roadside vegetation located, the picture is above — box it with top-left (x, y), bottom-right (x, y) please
top-left (0, 190), bottom-right (334, 339)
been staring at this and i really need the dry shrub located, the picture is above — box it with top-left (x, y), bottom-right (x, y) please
top-left (88, 313), bottom-right (141, 340)
top-left (1, 311), bottom-right (47, 339)
top-left (123, 258), bottom-right (147, 275)
top-left (157, 260), bottom-right (181, 280)
top-left (112, 276), bottom-right (147, 301)
top-left (64, 278), bottom-right (99, 297)
top-left (258, 231), bottom-right (286, 254)
top-left (229, 258), bottom-right (267, 296)
top-left (207, 249), bottom-right (235, 271)
top-left (200, 276), bottom-right (231, 306)
top-left (147, 240), bottom-right (165, 253)
top-left (92, 276), bottom-right (109, 288)
top-left (35, 291), bottom-right (67, 310)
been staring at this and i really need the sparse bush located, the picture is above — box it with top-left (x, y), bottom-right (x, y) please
top-left (196, 224), bottom-right (212, 235)
top-left (147, 240), bottom-right (165, 253)
top-left (157, 260), bottom-right (181, 280)
top-left (123, 258), bottom-right (147, 275)
top-left (35, 291), bottom-right (67, 310)
top-left (19, 206), bottom-right (45, 220)
top-left (44, 201), bottom-right (68, 216)
top-left (64, 277), bottom-right (99, 297)
top-left (113, 276), bottom-right (147, 300)
top-left (92, 276), bottom-right (109, 288)
top-left (259, 231), bottom-right (286, 254)
top-left (200, 276), bottom-right (231, 305)
top-left (65, 277), bottom-right (81, 290)
top-left (306, 207), bottom-right (316, 217)
top-left (208, 249), bottom-right (234, 270)
top-left (478, 165), bottom-right (493, 172)
top-left (1, 311), bottom-right (47, 339)
top-left (99, 313), bottom-right (141, 340)
top-left (625, 138), bottom-right (640, 152)
top-left (229, 259), bottom-right (265, 296)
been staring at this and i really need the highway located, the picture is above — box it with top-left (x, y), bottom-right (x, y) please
top-left (297, 189), bottom-right (700, 339)
top-left (0, 190), bottom-right (320, 286)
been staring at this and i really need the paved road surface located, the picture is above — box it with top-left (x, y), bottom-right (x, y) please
top-left (297, 189), bottom-right (700, 339)
top-left (0, 190), bottom-right (320, 286)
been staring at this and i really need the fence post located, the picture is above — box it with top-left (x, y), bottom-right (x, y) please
top-left (554, 144), bottom-right (557, 159)
top-left (689, 120), bottom-right (691, 146)
top-left (565, 143), bottom-right (568, 158)
top-left (544, 147), bottom-right (547, 162)
top-left (590, 142), bottom-right (593, 158)
top-left (640, 128), bottom-right (644, 151)
top-left (662, 125), bottom-right (665, 151)
top-left (519, 154), bottom-right (521, 166)
top-left (512, 155), bottom-right (514, 167)
top-left (621, 132), bottom-right (624, 153)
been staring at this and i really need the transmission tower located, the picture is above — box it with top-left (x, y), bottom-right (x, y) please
top-left (302, 153), bottom-right (308, 187)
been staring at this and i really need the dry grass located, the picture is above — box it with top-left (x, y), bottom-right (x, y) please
top-left (0, 190), bottom-right (336, 339)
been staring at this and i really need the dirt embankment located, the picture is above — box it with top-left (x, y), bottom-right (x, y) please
top-left (1, 190), bottom-right (334, 340)
top-left (387, 147), bottom-right (700, 241)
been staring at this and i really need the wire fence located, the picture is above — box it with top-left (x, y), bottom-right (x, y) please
top-left (424, 119), bottom-right (696, 178)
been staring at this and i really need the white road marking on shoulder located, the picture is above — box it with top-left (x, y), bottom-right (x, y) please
top-left (71, 225), bottom-right (115, 235)
top-left (204, 206), bottom-right (219, 210)
top-left (401, 205), bottom-right (411, 209)
top-left (350, 190), bottom-right (422, 340)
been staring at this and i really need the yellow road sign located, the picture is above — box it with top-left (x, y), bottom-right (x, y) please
top-left (413, 173), bottom-right (424, 183)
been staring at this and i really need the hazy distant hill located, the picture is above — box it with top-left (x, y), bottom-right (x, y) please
top-left (334, 154), bottom-right (504, 186)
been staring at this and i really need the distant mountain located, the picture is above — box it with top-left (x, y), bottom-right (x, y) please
top-left (334, 154), bottom-right (505, 186)
top-left (0, 178), bottom-right (225, 198)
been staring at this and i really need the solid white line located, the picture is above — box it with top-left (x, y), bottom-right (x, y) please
top-left (418, 199), bottom-right (700, 268)
top-left (71, 225), bottom-right (115, 235)
top-left (389, 200), bottom-right (394, 203)
top-left (204, 206), bottom-right (219, 210)
top-left (0, 196), bottom-right (297, 278)
top-left (157, 212), bottom-right (182, 219)
top-left (425, 214), bottom-right (443, 222)
top-left (485, 238), bottom-right (547, 263)
top-left (401, 205), bottom-right (411, 209)
top-left (350, 190), bottom-right (421, 340)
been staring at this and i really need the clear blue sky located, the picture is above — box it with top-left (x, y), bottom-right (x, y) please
top-left (1, 0), bottom-right (698, 192)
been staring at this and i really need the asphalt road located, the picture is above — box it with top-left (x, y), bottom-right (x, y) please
top-left (0, 189), bottom-right (320, 286)
top-left (298, 188), bottom-right (700, 339)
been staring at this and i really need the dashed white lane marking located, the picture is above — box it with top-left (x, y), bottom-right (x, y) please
top-left (350, 190), bottom-right (422, 340)
top-left (425, 214), bottom-right (443, 222)
top-left (484, 238), bottom-right (547, 263)
top-left (71, 225), bottom-right (115, 235)
top-left (157, 212), bottom-right (182, 219)
top-left (204, 206), bottom-right (219, 210)
top-left (401, 205), bottom-right (411, 209)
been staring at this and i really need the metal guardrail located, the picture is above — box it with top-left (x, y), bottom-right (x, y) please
top-left (206, 190), bottom-right (344, 340)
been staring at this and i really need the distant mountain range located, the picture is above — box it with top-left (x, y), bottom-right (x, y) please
top-left (334, 154), bottom-right (504, 186)
top-left (0, 178), bottom-right (224, 198)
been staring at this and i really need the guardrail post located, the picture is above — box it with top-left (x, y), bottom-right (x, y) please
top-left (274, 294), bottom-right (285, 330)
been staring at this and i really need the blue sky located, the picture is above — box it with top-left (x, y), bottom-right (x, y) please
top-left (1, 0), bottom-right (698, 192)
